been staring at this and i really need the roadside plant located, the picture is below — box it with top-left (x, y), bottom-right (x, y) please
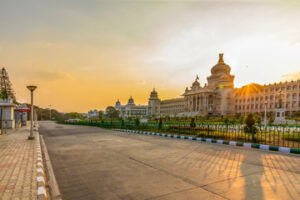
top-left (243, 113), bottom-right (257, 142)
top-left (135, 117), bottom-right (140, 126)
top-left (268, 116), bottom-right (274, 124)
top-left (190, 118), bottom-right (196, 128)
top-left (254, 114), bottom-right (262, 125)
top-left (158, 117), bottom-right (162, 130)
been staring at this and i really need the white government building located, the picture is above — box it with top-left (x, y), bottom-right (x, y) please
top-left (115, 54), bottom-right (300, 118)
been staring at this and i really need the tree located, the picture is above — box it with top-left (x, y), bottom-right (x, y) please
top-left (254, 114), bottom-right (262, 125)
top-left (0, 68), bottom-right (15, 101)
top-left (135, 117), bottom-right (140, 126)
top-left (68, 112), bottom-right (84, 120)
top-left (0, 90), bottom-right (8, 99)
top-left (190, 118), bottom-right (196, 128)
top-left (121, 118), bottom-right (125, 126)
top-left (205, 114), bottom-right (210, 121)
top-left (295, 110), bottom-right (300, 117)
top-left (98, 110), bottom-right (104, 121)
top-left (158, 117), bottom-right (163, 130)
top-left (224, 117), bottom-right (229, 125)
top-left (105, 106), bottom-right (119, 120)
top-left (268, 116), bottom-right (274, 124)
top-left (244, 113), bottom-right (257, 142)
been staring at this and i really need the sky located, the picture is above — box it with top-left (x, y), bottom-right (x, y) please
top-left (0, 0), bottom-right (300, 113)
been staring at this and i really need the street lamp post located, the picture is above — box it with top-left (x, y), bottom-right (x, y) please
top-left (264, 101), bottom-right (268, 129)
top-left (49, 104), bottom-right (52, 120)
top-left (27, 85), bottom-right (37, 140)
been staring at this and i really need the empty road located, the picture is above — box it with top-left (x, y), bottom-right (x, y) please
top-left (39, 121), bottom-right (300, 200)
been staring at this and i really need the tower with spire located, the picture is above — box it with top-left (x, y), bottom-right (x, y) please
top-left (148, 88), bottom-right (160, 117)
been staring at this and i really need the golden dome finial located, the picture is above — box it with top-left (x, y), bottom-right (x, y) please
top-left (218, 53), bottom-right (224, 64)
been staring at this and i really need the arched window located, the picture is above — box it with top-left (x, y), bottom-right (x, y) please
top-left (292, 93), bottom-right (297, 100)
top-left (293, 85), bottom-right (297, 90)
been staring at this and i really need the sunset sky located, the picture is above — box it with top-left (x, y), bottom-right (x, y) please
top-left (0, 0), bottom-right (300, 113)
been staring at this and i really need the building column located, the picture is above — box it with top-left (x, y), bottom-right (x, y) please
top-left (205, 95), bottom-right (208, 111)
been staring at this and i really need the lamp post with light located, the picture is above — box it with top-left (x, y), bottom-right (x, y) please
top-left (264, 101), bottom-right (268, 129)
top-left (27, 85), bottom-right (37, 140)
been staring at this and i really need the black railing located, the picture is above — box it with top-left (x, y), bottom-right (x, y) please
top-left (61, 121), bottom-right (300, 148)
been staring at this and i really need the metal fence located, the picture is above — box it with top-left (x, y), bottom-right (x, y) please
top-left (62, 121), bottom-right (300, 149)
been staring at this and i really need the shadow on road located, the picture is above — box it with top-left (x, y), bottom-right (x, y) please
top-left (241, 154), bottom-right (263, 200)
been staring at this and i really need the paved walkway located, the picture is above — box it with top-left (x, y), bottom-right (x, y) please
top-left (0, 126), bottom-right (37, 200)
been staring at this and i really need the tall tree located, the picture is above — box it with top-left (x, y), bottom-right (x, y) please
top-left (98, 110), bottom-right (104, 121)
top-left (105, 106), bottom-right (119, 120)
top-left (0, 68), bottom-right (16, 101)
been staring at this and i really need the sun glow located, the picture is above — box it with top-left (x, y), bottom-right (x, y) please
top-left (235, 83), bottom-right (264, 97)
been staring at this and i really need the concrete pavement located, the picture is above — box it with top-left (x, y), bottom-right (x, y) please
top-left (0, 125), bottom-right (38, 200)
top-left (40, 121), bottom-right (300, 200)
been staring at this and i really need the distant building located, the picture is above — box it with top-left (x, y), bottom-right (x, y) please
top-left (114, 53), bottom-right (300, 118)
top-left (160, 98), bottom-right (185, 117)
top-left (115, 97), bottom-right (148, 118)
top-left (87, 109), bottom-right (99, 118)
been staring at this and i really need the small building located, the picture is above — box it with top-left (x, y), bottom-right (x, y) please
top-left (0, 97), bottom-right (16, 129)
top-left (15, 104), bottom-right (30, 127)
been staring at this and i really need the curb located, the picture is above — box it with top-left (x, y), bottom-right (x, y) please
top-left (40, 135), bottom-right (62, 200)
top-left (36, 125), bottom-right (49, 200)
top-left (113, 129), bottom-right (300, 155)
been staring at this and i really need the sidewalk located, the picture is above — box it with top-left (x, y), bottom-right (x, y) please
top-left (0, 126), bottom-right (37, 200)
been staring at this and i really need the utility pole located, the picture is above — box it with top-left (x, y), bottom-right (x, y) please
top-left (264, 101), bottom-right (268, 129)
top-left (49, 104), bottom-right (52, 120)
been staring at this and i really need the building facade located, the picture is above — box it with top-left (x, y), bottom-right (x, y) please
top-left (182, 53), bottom-right (235, 116)
top-left (234, 81), bottom-right (300, 117)
top-left (114, 53), bottom-right (300, 118)
top-left (115, 97), bottom-right (148, 118)
top-left (87, 109), bottom-right (99, 118)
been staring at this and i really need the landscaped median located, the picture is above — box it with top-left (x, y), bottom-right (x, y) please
top-left (113, 129), bottom-right (300, 155)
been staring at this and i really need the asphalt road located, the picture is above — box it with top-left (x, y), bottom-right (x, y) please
top-left (39, 121), bottom-right (300, 200)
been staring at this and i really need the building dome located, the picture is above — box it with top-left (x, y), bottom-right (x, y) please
top-left (191, 75), bottom-right (200, 90)
top-left (115, 99), bottom-right (121, 107)
top-left (149, 88), bottom-right (158, 99)
top-left (192, 80), bottom-right (200, 87)
top-left (211, 53), bottom-right (231, 75)
top-left (127, 96), bottom-right (135, 105)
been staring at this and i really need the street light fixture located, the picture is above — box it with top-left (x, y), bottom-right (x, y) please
top-left (27, 85), bottom-right (37, 140)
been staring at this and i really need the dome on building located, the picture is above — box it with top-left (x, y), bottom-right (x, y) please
top-left (115, 99), bottom-right (121, 107)
top-left (192, 80), bottom-right (200, 87)
top-left (127, 96), bottom-right (135, 105)
top-left (211, 53), bottom-right (231, 75)
top-left (150, 88), bottom-right (158, 98)
top-left (191, 75), bottom-right (200, 89)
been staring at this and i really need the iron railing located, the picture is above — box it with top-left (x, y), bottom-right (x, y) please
top-left (61, 121), bottom-right (300, 149)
